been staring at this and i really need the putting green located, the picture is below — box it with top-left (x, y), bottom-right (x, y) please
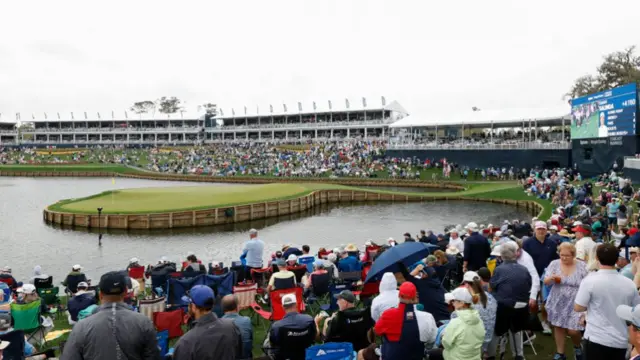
top-left (50, 183), bottom-right (351, 214)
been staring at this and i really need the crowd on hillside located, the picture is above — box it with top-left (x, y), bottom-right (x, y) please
top-left (4, 166), bottom-right (640, 359)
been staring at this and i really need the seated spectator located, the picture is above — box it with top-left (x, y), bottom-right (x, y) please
top-left (286, 255), bottom-right (298, 267)
top-left (337, 248), bottom-right (362, 273)
top-left (30, 265), bottom-right (50, 285)
top-left (299, 245), bottom-right (314, 262)
top-left (429, 287), bottom-right (485, 360)
top-left (269, 251), bottom-right (284, 268)
top-left (0, 312), bottom-right (36, 357)
top-left (304, 261), bottom-right (329, 290)
top-left (126, 257), bottom-right (141, 271)
top-left (372, 282), bottom-right (436, 360)
top-left (183, 255), bottom-right (206, 273)
top-left (267, 294), bottom-right (316, 360)
top-left (316, 290), bottom-right (374, 352)
top-left (17, 284), bottom-right (49, 316)
top-left (62, 264), bottom-right (88, 294)
top-left (398, 263), bottom-right (450, 323)
top-left (282, 245), bottom-right (303, 260)
top-left (0, 267), bottom-right (19, 290)
top-left (268, 260), bottom-right (296, 292)
top-left (222, 295), bottom-right (253, 360)
top-left (67, 282), bottom-right (97, 324)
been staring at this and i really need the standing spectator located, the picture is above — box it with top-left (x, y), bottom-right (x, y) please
top-left (61, 271), bottom-right (160, 360)
top-left (544, 242), bottom-right (588, 360)
top-left (574, 243), bottom-right (640, 360)
top-left (508, 240), bottom-right (541, 309)
top-left (615, 304), bottom-right (640, 360)
top-left (398, 263), bottom-right (450, 323)
top-left (221, 295), bottom-right (253, 360)
top-left (242, 229), bottom-right (264, 280)
top-left (448, 230), bottom-right (464, 254)
top-left (573, 224), bottom-right (596, 262)
top-left (173, 286), bottom-right (241, 360)
top-left (487, 242), bottom-right (532, 360)
top-left (463, 222), bottom-right (491, 272)
top-left (418, 230), bottom-right (429, 243)
top-left (460, 271), bottom-right (497, 354)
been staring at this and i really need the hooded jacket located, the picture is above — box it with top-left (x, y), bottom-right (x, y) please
top-left (371, 273), bottom-right (399, 321)
top-left (442, 308), bottom-right (485, 360)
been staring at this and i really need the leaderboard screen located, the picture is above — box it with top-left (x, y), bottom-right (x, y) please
top-left (570, 83), bottom-right (637, 139)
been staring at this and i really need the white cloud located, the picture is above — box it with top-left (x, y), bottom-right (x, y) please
top-left (1, 0), bottom-right (639, 118)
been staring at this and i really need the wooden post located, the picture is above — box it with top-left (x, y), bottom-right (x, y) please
top-left (214, 208), bottom-right (218, 224)
top-left (104, 215), bottom-right (109, 228)
top-left (233, 206), bottom-right (237, 222)
top-left (250, 204), bottom-right (254, 220)
top-left (193, 211), bottom-right (197, 226)
top-left (168, 213), bottom-right (173, 229)
top-left (147, 214), bottom-right (150, 229)
top-left (124, 215), bottom-right (128, 229)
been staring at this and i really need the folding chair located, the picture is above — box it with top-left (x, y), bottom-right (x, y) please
top-left (267, 324), bottom-right (316, 360)
top-left (306, 342), bottom-right (355, 360)
top-left (251, 287), bottom-right (305, 329)
top-left (156, 330), bottom-right (169, 358)
top-left (37, 287), bottom-right (62, 318)
top-left (251, 267), bottom-right (272, 294)
top-left (11, 300), bottom-right (47, 347)
top-left (153, 309), bottom-right (184, 338)
top-left (139, 296), bottom-right (166, 322)
top-left (287, 265), bottom-right (308, 284)
top-left (166, 275), bottom-right (202, 308)
top-left (297, 256), bottom-right (316, 273)
top-left (33, 276), bottom-right (53, 291)
top-left (0, 329), bottom-right (25, 360)
top-left (232, 283), bottom-right (258, 310)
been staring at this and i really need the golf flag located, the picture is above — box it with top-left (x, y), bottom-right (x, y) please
top-left (124, 110), bottom-right (128, 119)
top-left (220, 108), bottom-right (224, 116)
top-left (84, 112), bottom-right (88, 119)
top-left (269, 104), bottom-right (273, 113)
top-left (32, 113), bottom-right (35, 120)
top-left (232, 108), bottom-right (235, 116)
top-left (71, 112), bottom-right (74, 120)
top-left (244, 106), bottom-right (247, 115)
top-left (97, 112), bottom-right (101, 119)
top-left (57, 112), bottom-right (60, 119)
top-left (44, 112), bottom-right (48, 119)
top-left (112, 110), bottom-right (115, 119)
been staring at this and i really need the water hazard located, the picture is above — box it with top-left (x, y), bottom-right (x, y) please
top-left (0, 177), bottom-right (530, 283)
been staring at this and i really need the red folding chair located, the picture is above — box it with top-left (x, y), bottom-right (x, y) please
top-left (153, 309), bottom-right (184, 338)
top-left (286, 265), bottom-right (308, 283)
top-left (317, 249), bottom-right (331, 260)
top-left (250, 287), bottom-right (305, 324)
top-left (128, 266), bottom-right (145, 280)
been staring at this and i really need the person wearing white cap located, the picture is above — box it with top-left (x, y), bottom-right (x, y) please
top-left (432, 287), bottom-right (485, 360)
top-left (285, 254), bottom-right (298, 267)
top-left (62, 264), bottom-right (88, 294)
top-left (448, 229), bottom-right (464, 254)
top-left (268, 293), bottom-right (315, 360)
top-left (616, 304), bottom-right (640, 360)
top-left (463, 222), bottom-right (491, 272)
top-left (67, 281), bottom-right (97, 323)
top-left (126, 257), bottom-right (140, 271)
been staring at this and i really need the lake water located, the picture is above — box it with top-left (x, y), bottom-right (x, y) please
top-left (0, 177), bottom-right (530, 283)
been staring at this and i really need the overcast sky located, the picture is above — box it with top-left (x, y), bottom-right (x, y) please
top-left (1, 0), bottom-right (639, 119)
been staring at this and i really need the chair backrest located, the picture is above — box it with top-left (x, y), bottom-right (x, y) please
top-left (10, 300), bottom-right (42, 332)
top-left (286, 265), bottom-right (308, 283)
top-left (250, 268), bottom-right (272, 290)
top-left (326, 308), bottom-right (374, 351)
top-left (297, 256), bottom-right (316, 273)
top-left (65, 273), bottom-right (88, 293)
top-left (273, 276), bottom-right (296, 291)
top-left (306, 342), bottom-right (355, 360)
top-left (156, 330), bottom-right (169, 357)
top-left (276, 324), bottom-right (316, 360)
top-left (270, 287), bottom-right (304, 321)
top-left (328, 283), bottom-right (350, 311)
top-left (33, 276), bottom-right (53, 290)
top-left (201, 273), bottom-right (235, 317)
top-left (0, 330), bottom-right (26, 360)
top-left (311, 272), bottom-right (331, 297)
top-left (37, 287), bottom-right (60, 306)
top-left (166, 275), bottom-right (203, 306)
top-left (128, 266), bottom-right (146, 279)
top-left (0, 277), bottom-right (15, 288)
top-left (338, 271), bottom-right (362, 283)
top-left (153, 309), bottom-right (184, 338)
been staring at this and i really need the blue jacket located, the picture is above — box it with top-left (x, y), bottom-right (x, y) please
top-left (337, 256), bottom-right (362, 272)
top-left (68, 293), bottom-right (97, 322)
top-left (222, 313), bottom-right (253, 359)
top-left (490, 261), bottom-right (532, 307)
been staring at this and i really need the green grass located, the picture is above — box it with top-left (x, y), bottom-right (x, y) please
top-left (467, 186), bottom-right (553, 220)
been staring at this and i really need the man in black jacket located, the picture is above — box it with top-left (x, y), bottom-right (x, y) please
top-left (462, 222), bottom-right (491, 272)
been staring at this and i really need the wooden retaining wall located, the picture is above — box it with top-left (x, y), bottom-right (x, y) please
top-left (0, 171), bottom-right (464, 190)
top-left (43, 189), bottom-right (545, 230)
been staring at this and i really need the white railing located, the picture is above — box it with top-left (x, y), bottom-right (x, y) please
top-left (22, 127), bottom-right (202, 133)
top-left (211, 119), bottom-right (391, 131)
top-left (624, 157), bottom-right (640, 170)
top-left (388, 141), bottom-right (571, 150)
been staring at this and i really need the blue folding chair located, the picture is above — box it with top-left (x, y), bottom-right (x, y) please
top-left (156, 330), bottom-right (169, 357)
top-left (306, 342), bottom-right (355, 360)
top-left (166, 275), bottom-right (203, 307)
top-left (328, 283), bottom-right (350, 311)
top-left (298, 256), bottom-right (316, 273)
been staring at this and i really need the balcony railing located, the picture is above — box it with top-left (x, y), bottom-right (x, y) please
top-left (388, 141), bottom-right (571, 150)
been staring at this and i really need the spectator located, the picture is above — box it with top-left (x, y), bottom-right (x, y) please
top-left (425, 230), bottom-right (438, 245)
top-left (337, 247), bottom-right (362, 272)
top-left (299, 245), bottom-right (314, 262)
top-left (267, 260), bottom-right (296, 292)
top-left (507, 240), bottom-right (541, 309)
top-left (373, 282), bottom-right (436, 360)
top-left (286, 254), bottom-right (298, 267)
top-left (615, 303), bottom-right (640, 360)
top-left (371, 273), bottom-right (400, 321)
top-left (67, 282), bottom-right (97, 324)
top-left (573, 224), bottom-right (596, 262)
top-left (61, 271), bottom-right (160, 360)
top-left (0, 312), bottom-right (36, 357)
top-left (544, 242), bottom-right (588, 360)
top-left (463, 222), bottom-right (491, 272)
top-left (487, 241), bottom-right (532, 360)
top-left (268, 294), bottom-right (316, 360)
top-left (418, 230), bottom-right (429, 243)
top-left (0, 266), bottom-right (18, 289)
top-left (460, 271), bottom-right (497, 354)
top-left (62, 264), bottom-right (88, 294)
top-left (126, 258), bottom-right (141, 272)
top-left (398, 263), bottom-right (450, 323)
top-left (242, 229), bottom-right (264, 280)
top-left (321, 253), bottom-right (340, 279)
top-left (429, 287), bottom-right (485, 360)
top-left (30, 265), bottom-right (50, 285)
top-left (184, 255), bottom-right (206, 273)
top-left (403, 232), bottom-right (416, 243)
top-left (316, 290), bottom-right (374, 351)
top-left (574, 243), bottom-right (640, 360)
top-left (304, 261), bottom-right (328, 291)
top-left (448, 230), bottom-right (464, 254)
top-left (282, 245), bottom-right (303, 260)
top-left (547, 225), bottom-right (563, 245)
top-left (621, 247), bottom-right (639, 280)
top-left (221, 295), bottom-right (253, 360)
top-left (173, 286), bottom-right (241, 360)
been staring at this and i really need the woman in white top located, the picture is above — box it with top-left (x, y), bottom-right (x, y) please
top-left (448, 230), bottom-right (464, 254)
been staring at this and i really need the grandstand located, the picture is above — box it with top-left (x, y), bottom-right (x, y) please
top-left (207, 98), bottom-right (408, 142)
top-left (0, 114), bottom-right (18, 145)
top-left (16, 111), bottom-right (205, 146)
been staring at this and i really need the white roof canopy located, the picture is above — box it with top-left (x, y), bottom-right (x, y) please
top-left (389, 106), bottom-right (570, 128)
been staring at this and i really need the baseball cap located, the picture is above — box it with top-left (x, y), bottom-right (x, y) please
top-left (129, 257), bottom-right (139, 264)
top-left (399, 282), bottom-right (417, 300)
top-left (286, 254), bottom-right (298, 262)
top-left (572, 225), bottom-right (592, 234)
top-left (334, 290), bottom-right (356, 303)
top-left (534, 221), bottom-right (547, 230)
top-left (491, 245), bottom-right (502, 257)
top-left (451, 287), bottom-right (473, 304)
top-left (463, 271), bottom-right (480, 283)
top-left (21, 284), bottom-right (36, 294)
top-left (617, 304), bottom-right (640, 327)
top-left (72, 264), bottom-right (82, 271)
top-left (183, 285), bottom-right (215, 307)
top-left (282, 293), bottom-right (297, 306)
top-left (549, 225), bottom-right (558, 231)
top-left (98, 271), bottom-right (128, 295)
top-left (0, 312), bottom-right (11, 330)
top-left (77, 281), bottom-right (89, 289)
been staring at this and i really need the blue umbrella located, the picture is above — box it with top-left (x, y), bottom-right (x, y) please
top-left (364, 242), bottom-right (438, 283)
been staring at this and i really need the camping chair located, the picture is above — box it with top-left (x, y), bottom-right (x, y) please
top-left (156, 330), bottom-right (169, 358)
top-left (273, 277), bottom-right (296, 291)
top-left (323, 308), bottom-right (373, 351)
top-left (265, 324), bottom-right (316, 360)
top-left (166, 275), bottom-right (202, 308)
top-left (297, 256), bottom-right (316, 273)
top-left (232, 282), bottom-right (258, 310)
top-left (128, 266), bottom-right (146, 290)
top-left (306, 342), bottom-right (354, 360)
top-left (153, 309), bottom-right (184, 339)
top-left (251, 287), bottom-right (305, 327)
top-left (286, 265), bottom-right (308, 284)
top-left (33, 276), bottom-right (53, 291)
top-left (201, 273), bottom-right (234, 317)
top-left (63, 273), bottom-right (88, 295)
top-left (0, 287), bottom-right (11, 304)
top-left (139, 296), bottom-right (166, 322)
top-left (10, 300), bottom-right (47, 347)
top-left (0, 329), bottom-right (25, 360)
top-left (250, 267), bottom-right (272, 294)
top-left (306, 272), bottom-right (332, 315)
top-left (328, 283), bottom-right (350, 311)
top-left (0, 277), bottom-right (15, 289)
top-left (37, 287), bottom-right (61, 318)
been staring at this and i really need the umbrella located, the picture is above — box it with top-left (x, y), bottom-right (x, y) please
top-left (364, 242), bottom-right (438, 283)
